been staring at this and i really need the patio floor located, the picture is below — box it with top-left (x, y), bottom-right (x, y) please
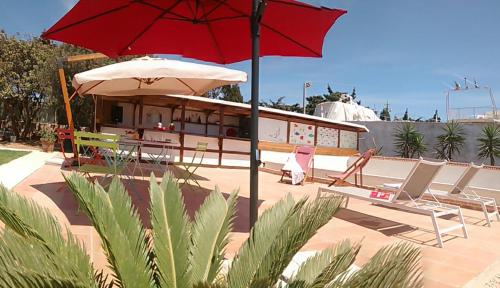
top-left (10, 162), bottom-right (500, 288)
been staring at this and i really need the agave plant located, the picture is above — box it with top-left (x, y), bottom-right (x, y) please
top-left (477, 124), bottom-right (500, 166)
top-left (434, 121), bottom-right (466, 161)
top-left (393, 123), bottom-right (427, 158)
top-left (0, 174), bottom-right (423, 287)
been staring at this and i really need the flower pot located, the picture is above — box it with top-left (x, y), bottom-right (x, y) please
top-left (41, 140), bottom-right (55, 152)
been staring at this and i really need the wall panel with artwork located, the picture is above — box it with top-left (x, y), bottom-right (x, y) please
top-left (289, 122), bottom-right (315, 145)
top-left (316, 127), bottom-right (339, 147)
top-left (339, 130), bottom-right (357, 149)
top-left (258, 117), bottom-right (287, 143)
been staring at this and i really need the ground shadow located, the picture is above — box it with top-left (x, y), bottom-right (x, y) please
top-left (32, 175), bottom-right (260, 233)
top-left (335, 208), bottom-right (460, 247)
top-left (60, 164), bottom-right (210, 182)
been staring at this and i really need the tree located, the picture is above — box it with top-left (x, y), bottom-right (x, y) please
top-left (427, 110), bottom-right (441, 123)
top-left (305, 85), bottom-right (342, 115)
top-left (394, 123), bottom-right (427, 158)
top-left (261, 96), bottom-right (302, 113)
top-left (351, 87), bottom-right (361, 105)
top-left (477, 124), bottom-right (500, 166)
top-left (379, 102), bottom-right (391, 121)
top-left (0, 174), bottom-right (423, 287)
top-left (0, 31), bottom-right (57, 138)
top-left (402, 109), bottom-right (409, 121)
top-left (204, 84), bottom-right (243, 103)
top-left (434, 121), bottom-right (466, 161)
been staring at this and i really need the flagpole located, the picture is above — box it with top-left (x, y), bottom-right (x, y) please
top-left (303, 82), bottom-right (310, 114)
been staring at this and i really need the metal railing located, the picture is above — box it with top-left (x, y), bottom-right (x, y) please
top-left (448, 106), bottom-right (499, 121)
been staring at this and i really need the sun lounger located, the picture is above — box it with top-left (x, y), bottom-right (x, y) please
top-left (424, 163), bottom-right (499, 226)
top-left (319, 158), bottom-right (469, 248)
top-left (280, 146), bottom-right (316, 185)
top-left (328, 148), bottom-right (375, 187)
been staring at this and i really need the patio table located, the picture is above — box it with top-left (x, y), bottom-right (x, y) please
top-left (119, 138), bottom-right (179, 178)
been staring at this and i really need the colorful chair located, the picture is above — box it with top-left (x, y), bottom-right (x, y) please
top-left (280, 145), bottom-right (316, 185)
top-left (328, 148), bottom-right (375, 187)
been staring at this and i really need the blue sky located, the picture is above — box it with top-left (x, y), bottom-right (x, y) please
top-left (1, 0), bottom-right (500, 119)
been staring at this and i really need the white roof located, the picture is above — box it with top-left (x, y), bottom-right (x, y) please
top-left (162, 94), bottom-right (369, 132)
top-left (72, 56), bottom-right (247, 96)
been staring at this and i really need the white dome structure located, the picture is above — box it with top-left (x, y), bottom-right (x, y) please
top-left (314, 101), bottom-right (379, 122)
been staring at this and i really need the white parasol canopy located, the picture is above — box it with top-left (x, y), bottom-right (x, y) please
top-left (72, 56), bottom-right (247, 96)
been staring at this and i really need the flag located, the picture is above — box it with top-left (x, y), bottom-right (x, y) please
top-left (304, 82), bottom-right (311, 88)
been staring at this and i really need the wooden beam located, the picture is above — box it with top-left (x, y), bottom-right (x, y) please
top-left (66, 53), bottom-right (108, 63)
top-left (58, 68), bottom-right (74, 130)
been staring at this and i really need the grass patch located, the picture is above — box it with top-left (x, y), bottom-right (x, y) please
top-left (0, 150), bottom-right (30, 165)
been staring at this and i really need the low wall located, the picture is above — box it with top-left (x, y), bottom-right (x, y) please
top-left (354, 121), bottom-right (495, 164)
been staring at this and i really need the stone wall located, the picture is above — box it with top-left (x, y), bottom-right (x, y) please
top-left (354, 121), bottom-right (495, 164)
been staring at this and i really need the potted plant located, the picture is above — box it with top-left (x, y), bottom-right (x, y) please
top-left (38, 127), bottom-right (57, 152)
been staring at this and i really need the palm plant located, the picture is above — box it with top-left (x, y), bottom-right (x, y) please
top-left (434, 121), bottom-right (466, 161)
top-left (0, 174), bottom-right (423, 287)
top-left (393, 123), bottom-right (427, 158)
top-left (477, 123), bottom-right (500, 166)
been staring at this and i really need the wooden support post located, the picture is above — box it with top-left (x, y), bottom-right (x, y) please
top-left (132, 102), bottom-right (137, 127)
top-left (179, 102), bottom-right (186, 163)
top-left (138, 97), bottom-right (144, 125)
top-left (205, 111), bottom-right (210, 136)
top-left (218, 106), bottom-right (224, 166)
top-left (357, 131), bottom-right (360, 151)
top-left (58, 67), bottom-right (74, 130)
top-left (337, 129), bottom-right (341, 148)
top-left (312, 124), bottom-right (318, 181)
top-left (286, 119), bottom-right (291, 144)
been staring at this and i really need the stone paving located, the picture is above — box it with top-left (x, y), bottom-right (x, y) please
top-left (8, 163), bottom-right (500, 287)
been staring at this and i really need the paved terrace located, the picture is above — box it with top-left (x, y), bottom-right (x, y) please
top-left (9, 163), bottom-right (500, 288)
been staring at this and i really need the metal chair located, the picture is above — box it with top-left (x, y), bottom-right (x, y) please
top-left (74, 131), bottom-right (121, 186)
top-left (139, 141), bottom-right (174, 179)
top-left (56, 128), bottom-right (76, 167)
top-left (177, 142), bottom-right (208, 188)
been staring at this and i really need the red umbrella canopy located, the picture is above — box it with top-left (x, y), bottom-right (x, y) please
top-left (42, 0), bottom-right (346, 64)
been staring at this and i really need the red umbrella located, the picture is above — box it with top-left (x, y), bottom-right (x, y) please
top-left (43, 0), bottom-right (346, 227)
top-left (42, 0), bottom-right (345, 64)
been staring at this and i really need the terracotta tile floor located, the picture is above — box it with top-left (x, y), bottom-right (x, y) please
top-left (11, 164), bottom-right (500, 287)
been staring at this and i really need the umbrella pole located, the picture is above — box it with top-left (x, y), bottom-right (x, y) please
top-left (250, 0), bottom-right (263, 228)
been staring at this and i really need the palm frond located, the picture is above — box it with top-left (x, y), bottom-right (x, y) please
top-left (0, 184), bottom-right (95, 287)
top-left (289, 240), bottom-right (360, 287)
top-left (332, 242), bottom-right (423, 288)
top-left (206, 189), bottom-right (238, 283)
top-left (150, 173), bottom-right (191, 287)
top-left (64, 173), bottom-right (154, 287)
top-left (227, 194), bottom-right (297, 288)
top-left (190, 186), bottom-right (237, 284)
top-left (252, 194), bottom-right (344, 286)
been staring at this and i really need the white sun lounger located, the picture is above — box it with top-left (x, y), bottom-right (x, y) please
top-left (318, 158), bottom-right (469, 248)
top-left (398, 163), bottom-right (499, 227)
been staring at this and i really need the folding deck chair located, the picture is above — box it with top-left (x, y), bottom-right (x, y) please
top-left (328, 148), bottom-right (375, 187)
top-left (280, 145), bottom-right (316, 185)
top-left (319, 158), bottom-right (469, 248)
top-left (388, 163), bottom-right (500, 227)
top-left (177, 142), bottom-right (208, 188)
